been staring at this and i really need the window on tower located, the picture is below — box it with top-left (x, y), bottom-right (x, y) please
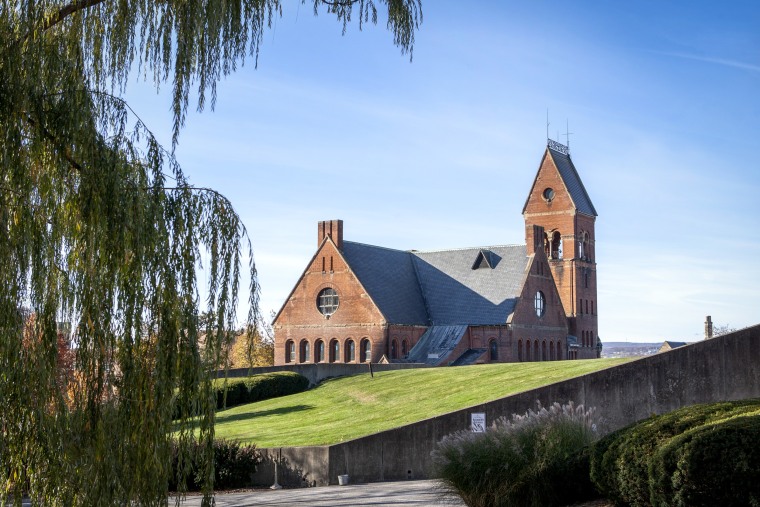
top-left (581, 232), bottom-right (590, 261)
top-left (551, 231), bottom-right (563, 259)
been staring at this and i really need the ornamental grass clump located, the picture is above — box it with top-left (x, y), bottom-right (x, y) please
top-left (432, 401), bottom-right (599, 507)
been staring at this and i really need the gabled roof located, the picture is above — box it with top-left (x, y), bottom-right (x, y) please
top-left (342, 242), bottom-right (429, 325)
top-left (341, 241), bottom-right (529, 326)
top-left (522, 145), bottom-right (597, 217)
top-left (547, 146), bottom-right (597, 216)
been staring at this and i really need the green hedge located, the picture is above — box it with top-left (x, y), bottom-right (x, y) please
top-left (214, 371), bottom-right (309, 410)
top-left (169, 439), bottom-right (260, 492)
top-left (590, 399), bottom-right (760, 507)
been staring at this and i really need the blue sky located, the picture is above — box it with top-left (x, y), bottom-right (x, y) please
top-left (125, 1), bottom-right (759, 343)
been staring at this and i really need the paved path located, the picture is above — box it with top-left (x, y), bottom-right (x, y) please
top-left (175, 480), bottom-right (465, 507)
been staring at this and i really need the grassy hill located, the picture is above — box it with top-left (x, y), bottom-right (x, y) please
top-left (213, 358), bottom-right (630, 447)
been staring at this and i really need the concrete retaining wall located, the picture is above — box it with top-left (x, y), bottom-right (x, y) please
top-left (252, 324), bottom-right (760, 487)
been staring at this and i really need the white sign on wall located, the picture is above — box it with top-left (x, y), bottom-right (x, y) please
top-left (471, 412), bottom-right (486, 433)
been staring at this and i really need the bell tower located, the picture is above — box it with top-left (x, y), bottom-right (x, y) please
top-left (522, 140), bottom-right (599, 359)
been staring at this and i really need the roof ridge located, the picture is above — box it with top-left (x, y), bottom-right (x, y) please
top-left (343, 240), bottom-right (408, 254)
top-left (345, 240), bottom-right (528, 255)
top-left (411, 243), bottom-right (525, 254)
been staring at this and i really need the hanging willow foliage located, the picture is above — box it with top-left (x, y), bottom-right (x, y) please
top-left (0, 0), bottom-right (421, 505)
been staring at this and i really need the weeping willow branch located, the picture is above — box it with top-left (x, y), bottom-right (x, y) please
top-left (0, 1), bottom-right (420, 505)
top-left (41, 0), bottom-right (108, 33)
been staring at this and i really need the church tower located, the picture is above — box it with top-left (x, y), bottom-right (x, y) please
top-left (522, 140), bottom-right (599, 359)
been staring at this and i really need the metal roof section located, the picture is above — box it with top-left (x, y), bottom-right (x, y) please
top-left (412, 245), bottom-right (528, 325)
top-left (450, 348), bottom-right (488, 366)
top-left (341, 241), bottom-right (429, 325)
top-left (547, 145), bottom-right (598, 217)
top-left (406, 325), bottom-right (468, 366)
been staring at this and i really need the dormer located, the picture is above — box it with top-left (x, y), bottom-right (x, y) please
top-left (472, 249), bottom-right (498, 270)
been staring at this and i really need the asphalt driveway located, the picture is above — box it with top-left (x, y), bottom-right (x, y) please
top-left (175, 480), bottom-right (465, 507)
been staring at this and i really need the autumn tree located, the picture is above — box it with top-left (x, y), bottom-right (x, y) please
top-left (0, 1), bottom-right (421, 505)
top-left (229, 319), bottom-right (275, 368)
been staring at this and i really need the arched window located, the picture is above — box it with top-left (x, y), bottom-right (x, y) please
top-left (590, 331), bottom-right (594, 347)
top-left (541, 340), bottom-right (547, 361)
top-left (543, 232), bottom-right (550, 259)
top-left (300, 340), bottom-right (310, 363)
top-left (518, 340), bottom-right (523, 362)
top-left (489, 339), bottom-right (498, 361)
top-left (360, 338), bottom-right (371, 363)
top-left (401, 339), bottom-right (408, 357)
top-left (285, 340), bottom-right (295, 363)
top-left (330, 339), bottom-right (340, 363)
top-left (391, 340), bottom-right (398, 360)
top-left (345, 339), bottom-right (355, 362)
top-left (315, 339), bottom-right (325, 363)
top-left (550, 341), bottom-right (555, 361)
top-left (526, 340), bottom-right (531, 361)
top-left (583, 232), bottom-right (590, 261)
top-left (534, 341), bottom-right (540, 361)
top-left (551, 231), bottom-right (562, 259)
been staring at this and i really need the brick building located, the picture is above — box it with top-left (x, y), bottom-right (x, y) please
top-left (273, 141), bottom-right (601, 366)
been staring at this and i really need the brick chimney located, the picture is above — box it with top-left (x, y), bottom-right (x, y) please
top-left (526, 224), bottom-right (545, 255)
top-left (705, 315), bottom-right (713, 340)
top-left (318, 220), bottom-right (343, 250)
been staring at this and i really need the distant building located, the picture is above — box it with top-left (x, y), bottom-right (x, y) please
top-left (658, 341), bottom-right (688, 353)
top-left (273, 141), bottom-right (601, 366)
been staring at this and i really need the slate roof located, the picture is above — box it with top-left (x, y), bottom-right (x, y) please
top-left (342, 242), bottom-right (428, 325)
top-left (548, 147), bottom-right (598, 217)
top-left (341, 241), bottom-right (529, 326)
top-left (412, 245), bottom-right (528, 325)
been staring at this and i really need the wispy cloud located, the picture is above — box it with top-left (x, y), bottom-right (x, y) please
top-left (655, 51), bottom-right (760, 72)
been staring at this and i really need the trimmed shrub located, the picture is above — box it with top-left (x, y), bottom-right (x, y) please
top-left (650, 415), bottom-right (760, 507)
top-left (432, 401), bottom-right (600, 507)
top-left (169, 439), bottom-right (260, 492)
top-left (590, 399), bottom-right (760, 507)
top-left (214, 371), bottom-right (309, 410)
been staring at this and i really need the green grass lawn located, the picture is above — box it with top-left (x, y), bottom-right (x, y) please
top-left (212, 358), bottom-right (630, 447)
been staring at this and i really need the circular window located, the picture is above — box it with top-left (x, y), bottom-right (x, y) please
top-left (543, 188), bottom-right (555, 201)
top-left (317, 287), bottom-right (339, 316)
top-left (534, 291), bottom-right (545, 317)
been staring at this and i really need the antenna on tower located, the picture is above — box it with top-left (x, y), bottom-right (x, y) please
top-left (546, 109), bottom-right (550, 143)
top-left (564, 119), bottom-right (574, 150)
